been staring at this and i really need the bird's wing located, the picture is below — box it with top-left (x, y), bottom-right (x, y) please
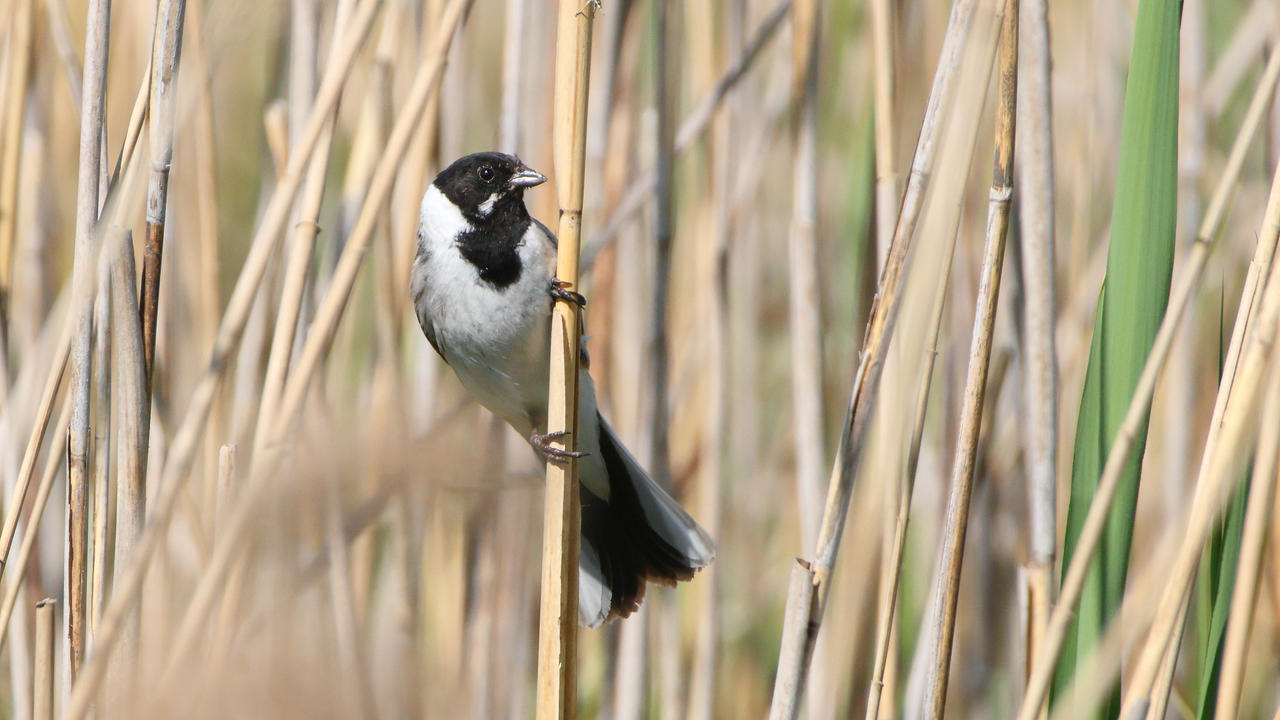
top-left (532, 217), bottom-right (558, 249)
top-left (410, 235), bottom-right (448, 364)
top-left (530, 218), bottom-right (592, 369)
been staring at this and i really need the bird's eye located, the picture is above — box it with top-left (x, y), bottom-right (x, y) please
top-left (479, 166), bottom-right (495, 182)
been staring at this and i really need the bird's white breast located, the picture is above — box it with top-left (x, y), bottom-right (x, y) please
top-left (412, 185), bottom-right (554, 434)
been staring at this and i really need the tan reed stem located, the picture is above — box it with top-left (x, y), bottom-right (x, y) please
top-left (107, 226), bottom-right (147, 702)
top-left (920, 2), bottom-right (1018, 716)
top-left (787, 0), bottom-right (824, 552)
top-left (32, 599), bottom-right (53, 720)
top-left (0, 0), bottom-right (34, 348)
top-left (64, 0), bottom-right (112, 683)
top-left (139, 0), bottom-right (187, 386)
top-left (869, 0), bottom-right (897, 270)
top-left (535, 1), bottom-right (596, 717)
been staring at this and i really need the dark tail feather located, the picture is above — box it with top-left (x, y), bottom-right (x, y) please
top-left (579, 414), bottom-right (715, 625)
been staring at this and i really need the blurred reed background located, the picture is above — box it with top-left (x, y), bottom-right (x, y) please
top-left (0, 0), bottom-right (1279, 717)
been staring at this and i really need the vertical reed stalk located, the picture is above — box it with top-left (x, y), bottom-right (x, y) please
top-left (108, 227), bottom-right (147, 707)
top-left (535, 2), bottom-right (596, 717)
top-left (32, 600), bottom-right (53, 720)
top-left (788, 0), bottom-right (824, 552)
top-left (0, 0), bottom-right (35, 351)
top-left (650, 0), bottom-right (673, 487)
top-left (920, 3), bottom-right (1018, 716)
top-left (1015, 0), bottom-right (1057, 643)
top-left (89, 250), bottom-right (111, 640)
top-left (65, 0), bottom-right (112, 685)
top-left (768, 1), bottom-right (980, 715)
top-left (139, 0), bottom-right (188, 386)
top-left (869, 0), bottom-right (897, 271)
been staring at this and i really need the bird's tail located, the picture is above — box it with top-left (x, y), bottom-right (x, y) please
top-left (577, 413), bottom-right (715, 627)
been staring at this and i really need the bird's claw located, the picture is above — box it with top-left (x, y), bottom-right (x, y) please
top-left (531, 430), bottom-right (589, 463)
top-left (550, 279), bottom-right (586, 308)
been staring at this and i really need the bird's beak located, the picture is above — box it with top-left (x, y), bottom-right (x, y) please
top-left (509, 165), bottom-right (547, 189)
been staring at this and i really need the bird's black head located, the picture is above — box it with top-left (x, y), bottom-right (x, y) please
top-left (432, 152), bottom-right (547, 225)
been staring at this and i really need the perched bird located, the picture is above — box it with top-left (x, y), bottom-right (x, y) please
top-left (410, 151), bottom-right (715, 626)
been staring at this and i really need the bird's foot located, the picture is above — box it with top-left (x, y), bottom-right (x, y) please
top-left (549, 279), bottom-right (586, 308)
top-left (531, 430), bottom-right (589, 463)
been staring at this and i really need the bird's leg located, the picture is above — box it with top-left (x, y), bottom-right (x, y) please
top-left (530, 429), bottom-right (589, 462)
top-left (549, 278), bottom-right (586, 308)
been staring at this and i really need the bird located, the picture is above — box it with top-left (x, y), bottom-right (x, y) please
top-left (410, 151), bottom-right (715, 627)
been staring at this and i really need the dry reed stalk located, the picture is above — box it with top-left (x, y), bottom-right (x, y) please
top-left (688, 3), bottom-right (734, 717)
top-left (1014, 0), bottom-right (1056, 634)
top-left (533, 1), bottom-right (596, 716)
top-left (139, 0), bottom-right (187, 388)
top-left (788, 0), bottom-right (824, 552)
top-left (768, 1), bottom-right (981, 715)
top-left (108, 66), bottom-right (152, 187)
top-left (88, 249), bottom-right (111, 640)
top-left (1212, 417), bottom-right (1278, 717)
top-left (869, 0), bottom-right (897, 270)
top-left (145, 0), bottom-right (470, 690)
top-left (0, 0), bottom-right (34, 349)
top-left (650, 0), bottom-right (674, 491)
top-left (0, 396), bottom-right (71, 654)
top-left (1015, 63), bottom-right (1280, 715)
top-left (107, 227), bottom-right (147, 706)
top-left (500, 0), bottom-right (528, 151)
top-left (585, 0), bottom-right (792, 266)
top-left (920, 2), bottom-right (1018, 715)
top-left (32, 599), bottom-right (53, 720)
top-left (64, 0), bottom-right (112, 683)
top-left (57, 3), bottom-right (386, 715)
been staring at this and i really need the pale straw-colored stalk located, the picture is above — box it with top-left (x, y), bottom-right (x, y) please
top-left (1014, 0), bottom-right (1056, 668)
top-left (1015, 54), bottom-right (1280, 717)
top-left (788, 0), bottom-right (824, 553)
top-left (88, 251), bottom-right (111, 640)
top-left (106, 227), bottom-right (147, 708)
top-left (920, 2), bottom-right (1017, 715)
top-left (139, 0), bottom-right (188, 385)
top-left (32, 599), bottom-right (53, 720)
top-left (534, 0), bottom-right (595, 716)
top-left (869, 0), bottom-right (897, 271)
top-left (0, 0), bottom-right (34, 351)
top-left (64, 0), bottom-right (112, 684)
